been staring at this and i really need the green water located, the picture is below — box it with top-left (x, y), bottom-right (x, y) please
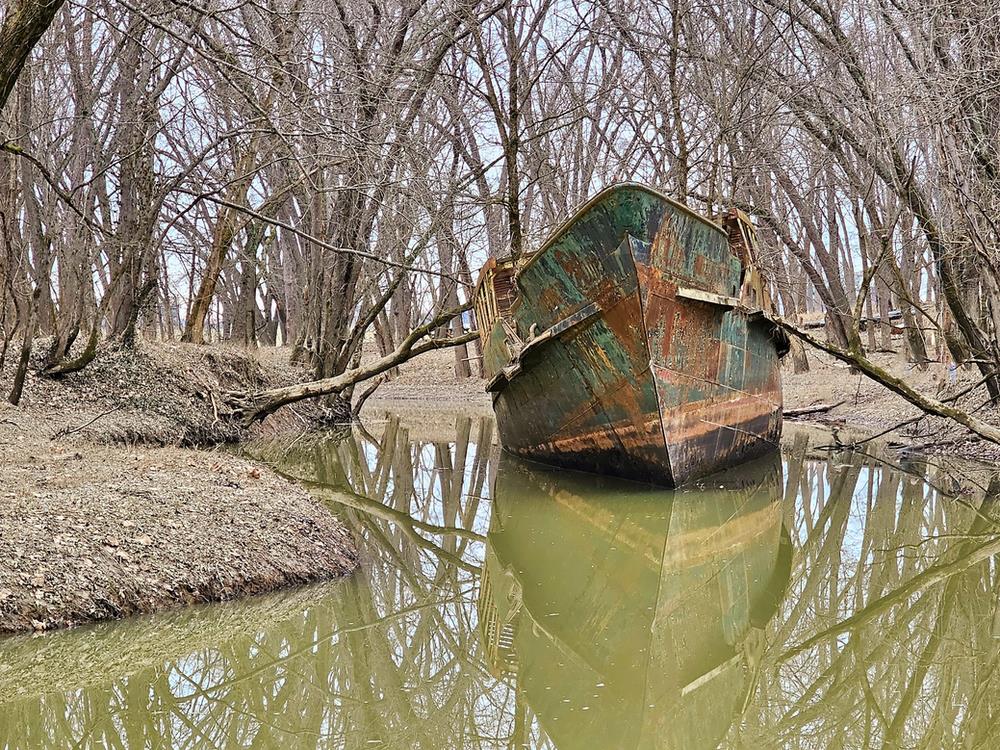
top-left (1, 414), bottom-right (999, 749)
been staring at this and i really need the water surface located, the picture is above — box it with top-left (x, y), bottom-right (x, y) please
top-left (1, 413), bottom-right (998, 749)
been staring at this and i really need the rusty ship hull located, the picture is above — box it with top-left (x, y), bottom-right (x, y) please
top-left (474, 184), bottom-right (788, 487)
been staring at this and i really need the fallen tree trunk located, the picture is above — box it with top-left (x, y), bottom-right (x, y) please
top-left (227, 304), bottom-right (476, 425)
top-left (783, 400), bottom-right (846, 418)
top-left (772, 315), bottom-right (1000, 446)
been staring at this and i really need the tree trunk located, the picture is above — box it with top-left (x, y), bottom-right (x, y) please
top-left (8, 287), bottom-right (40, 405)
top-left (182, 156), bottom-right (257, 344)
top-left (0, 0), bottom-right (67, 111)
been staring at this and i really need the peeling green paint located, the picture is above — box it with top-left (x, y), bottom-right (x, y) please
top-left (476, 184), bottom-right (785, 486)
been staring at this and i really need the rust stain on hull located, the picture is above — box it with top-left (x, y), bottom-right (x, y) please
top-left (475, 183), bottom-right (789, 487)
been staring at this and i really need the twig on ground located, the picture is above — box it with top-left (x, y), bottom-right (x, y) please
top-left (209, 391), bottom-right (220, 426)
top-left (50, 406), bottom-right (122, 441)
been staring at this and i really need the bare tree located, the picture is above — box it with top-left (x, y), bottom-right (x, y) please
top-left (0, 0), bottom-right (997, 433)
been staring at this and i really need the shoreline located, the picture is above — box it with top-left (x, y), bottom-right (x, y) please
top-left (0, 432), bottom-right (358, 633)
top-left (362, 344), bottom-right (1000, 463)
top-left (0, 342), bottom-right (358, 635)
top-left (2, 339), bottom-right (997, 635)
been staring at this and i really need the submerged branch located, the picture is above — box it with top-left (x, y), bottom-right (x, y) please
top-left (781, 531), bottom-right (1000, 661)
top-left (269, 466), bottom-right (486, 544)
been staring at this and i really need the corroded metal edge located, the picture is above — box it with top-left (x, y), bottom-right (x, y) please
top-left (485, 302), bottom-right (602, 394)
top-left (515, 183), bottom-right (727, 281)
top-left (476, 182), bottom-right (785, 487)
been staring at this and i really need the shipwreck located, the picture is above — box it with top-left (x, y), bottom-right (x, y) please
top-left (473, 183), bottom-right (789, 487)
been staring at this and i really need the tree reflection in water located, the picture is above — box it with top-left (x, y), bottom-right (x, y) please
top-left (0, 416), bottom-right (998, 749)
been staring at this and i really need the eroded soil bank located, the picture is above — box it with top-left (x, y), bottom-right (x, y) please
top-left (0, 342), bottom-right (357, 634)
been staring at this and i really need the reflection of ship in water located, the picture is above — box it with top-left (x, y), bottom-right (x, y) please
top-left (478, 453), bottom-right (792, 749)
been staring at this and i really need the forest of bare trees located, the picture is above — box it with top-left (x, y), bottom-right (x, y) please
top-left (1, 0), bottom-right (998, 418)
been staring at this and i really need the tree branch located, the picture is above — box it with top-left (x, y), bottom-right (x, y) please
top-left (228, 304), bottom-right (476, 424)
top-left (773, 315), bottom-right (1000, 445)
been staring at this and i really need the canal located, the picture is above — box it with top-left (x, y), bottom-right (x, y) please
top-left (1, 412), bottom-right (997, 748)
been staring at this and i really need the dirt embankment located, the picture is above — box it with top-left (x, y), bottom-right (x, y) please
top-left (3, 336), bottom-right (997, 634)
top-left (0, 342), bottom-right (357, 634)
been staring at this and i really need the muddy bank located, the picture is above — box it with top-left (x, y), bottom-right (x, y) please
top-left (780, 350), bottom-right (1000, 463)
top-left (3, 336), bottom-right (997, 634)
top-left (0, 340), bottom-right (316, 446)
top-left (0, 341), bottom-right (357, 634)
